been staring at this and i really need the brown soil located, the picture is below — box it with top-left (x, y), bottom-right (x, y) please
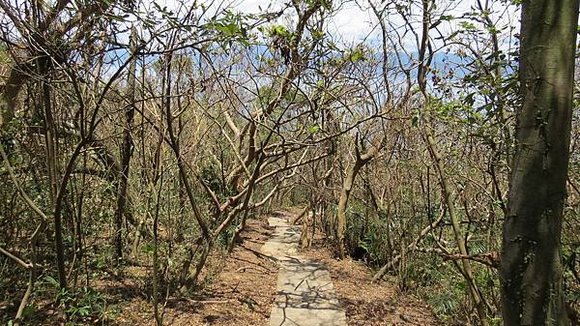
top-left (114, 217), bottom-right (278, 326)
top-left (15, 217), bottom-right (277, 326)
top-left (181, 218), bottom-right (278, 325)
top-left (12, 212), bottom-right (436, 325)
top-left (111, 213), bottom-right (437, 325)
top-left (301, 234), bottom-right (438, 326)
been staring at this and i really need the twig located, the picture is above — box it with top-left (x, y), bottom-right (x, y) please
top-left (415, 247), bottom-right (500, 269)
top-left (185, 298), bottom-right (231, 304)
top-left (236, 265), bottom-right (268, 273)
top-left (372, 203), bottom-right (446, 282)
top-left (0, 143), bottom-right (49, 221)
top-left (15, 269), bottom-right (34, 325)
top-left (0, 247), bottom-right (32, 269)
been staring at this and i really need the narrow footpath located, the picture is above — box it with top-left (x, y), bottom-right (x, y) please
top-left (262, 213), bottom-right (347, 326)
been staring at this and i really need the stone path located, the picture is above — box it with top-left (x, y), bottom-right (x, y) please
top-left (262, 213), bottom-right (347, 326)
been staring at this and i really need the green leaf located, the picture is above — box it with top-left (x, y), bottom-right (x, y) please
top-left (308, 124), bottom-right (320, 134)
top-left (346, 46), bottom-right (368, 62)
top-left (45, 275), bottom-right (60, 288)
top-left (268, 24), bottom-right (291, 38)
top-left (459, 21), bottom-right (477, 31)
top-left (22, 304), bottom-right (36, 318)
top-left (142, 243), bottom-right (155, 254)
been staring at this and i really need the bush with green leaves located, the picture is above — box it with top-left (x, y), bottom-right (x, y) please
top-left (45, 276), bottom-right (107, 323)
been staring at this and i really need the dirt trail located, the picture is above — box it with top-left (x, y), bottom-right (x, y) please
top-left (262, 213), bottom-right (347, 326)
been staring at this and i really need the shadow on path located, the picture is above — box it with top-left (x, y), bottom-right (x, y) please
top-left (262, 215), bottom-right (347, 326)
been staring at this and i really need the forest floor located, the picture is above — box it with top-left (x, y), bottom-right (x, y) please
top-left (154, 211), bottom-right (436, 326)
top-left (17, 211), bottom-right (436, 325)
top-left (301, 226), bottom-right (437, 326)
top-left (112, 217), bottom-right (279, 326)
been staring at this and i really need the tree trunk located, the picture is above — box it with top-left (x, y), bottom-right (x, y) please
top-left (336, 138), bottom-right (381, 259)
top-left (113, 29), bottom-right (138, 261)
top-left (501, 1), bottom-right (579, 325)
top-left (40, 57), bottom-right (67, 289)
top-left (0, 64), bottom-right (29, 131)
top-left (425, 130), bottom-right (489, 325)
top-left (336, 157), bottom-right (364, 259)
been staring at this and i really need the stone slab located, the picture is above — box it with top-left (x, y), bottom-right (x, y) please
top-left (263, 215), bottom-right (347, 326)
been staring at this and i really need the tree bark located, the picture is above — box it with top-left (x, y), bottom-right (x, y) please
top-left (336, 155), bottom-right (364, 259)
top-left (114, 29), bottom-right (138, 260)
top-left (501, 0), bottom-right (579, 325)
top-left (336, 137), bottom-right (381, 259)
top-left (40, 57), bottom-right (67, 289)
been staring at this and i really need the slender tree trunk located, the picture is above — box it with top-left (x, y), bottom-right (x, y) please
top-left (425, 130), bottom-right (489, 325)
top-left (73, 160), bottom-right (86, 287)
top-left (40, 58), bottom-right (67, 289)
top-left (114, 29), bottom-right (138, 260)
top-left (152, 176), bottom-right (163, 326)
top-left (336, 157), bottom-right (364, 259)
top-left (0, 65), bottom-right (29, 131)
top-left (164, 52), bottom-right (211, 242)
top-left (336, 138), bottom-right (381, 259)
top-left (501, 1), bottom-right (579, 324)
top-left (414, 0), bottom-right (488, 322)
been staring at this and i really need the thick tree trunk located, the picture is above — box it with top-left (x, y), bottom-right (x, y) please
top-left (501, 1), bottom-right (579, 325)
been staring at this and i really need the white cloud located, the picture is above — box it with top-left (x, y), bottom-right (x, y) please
top-left (229, 0), bottom-right (377, 44)
top-left (326, 1), bottom-right (377, 43)
top-left (153, 0), bottom-right (519, 51)
top-left (232, 0), bottom-right (285, 13)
